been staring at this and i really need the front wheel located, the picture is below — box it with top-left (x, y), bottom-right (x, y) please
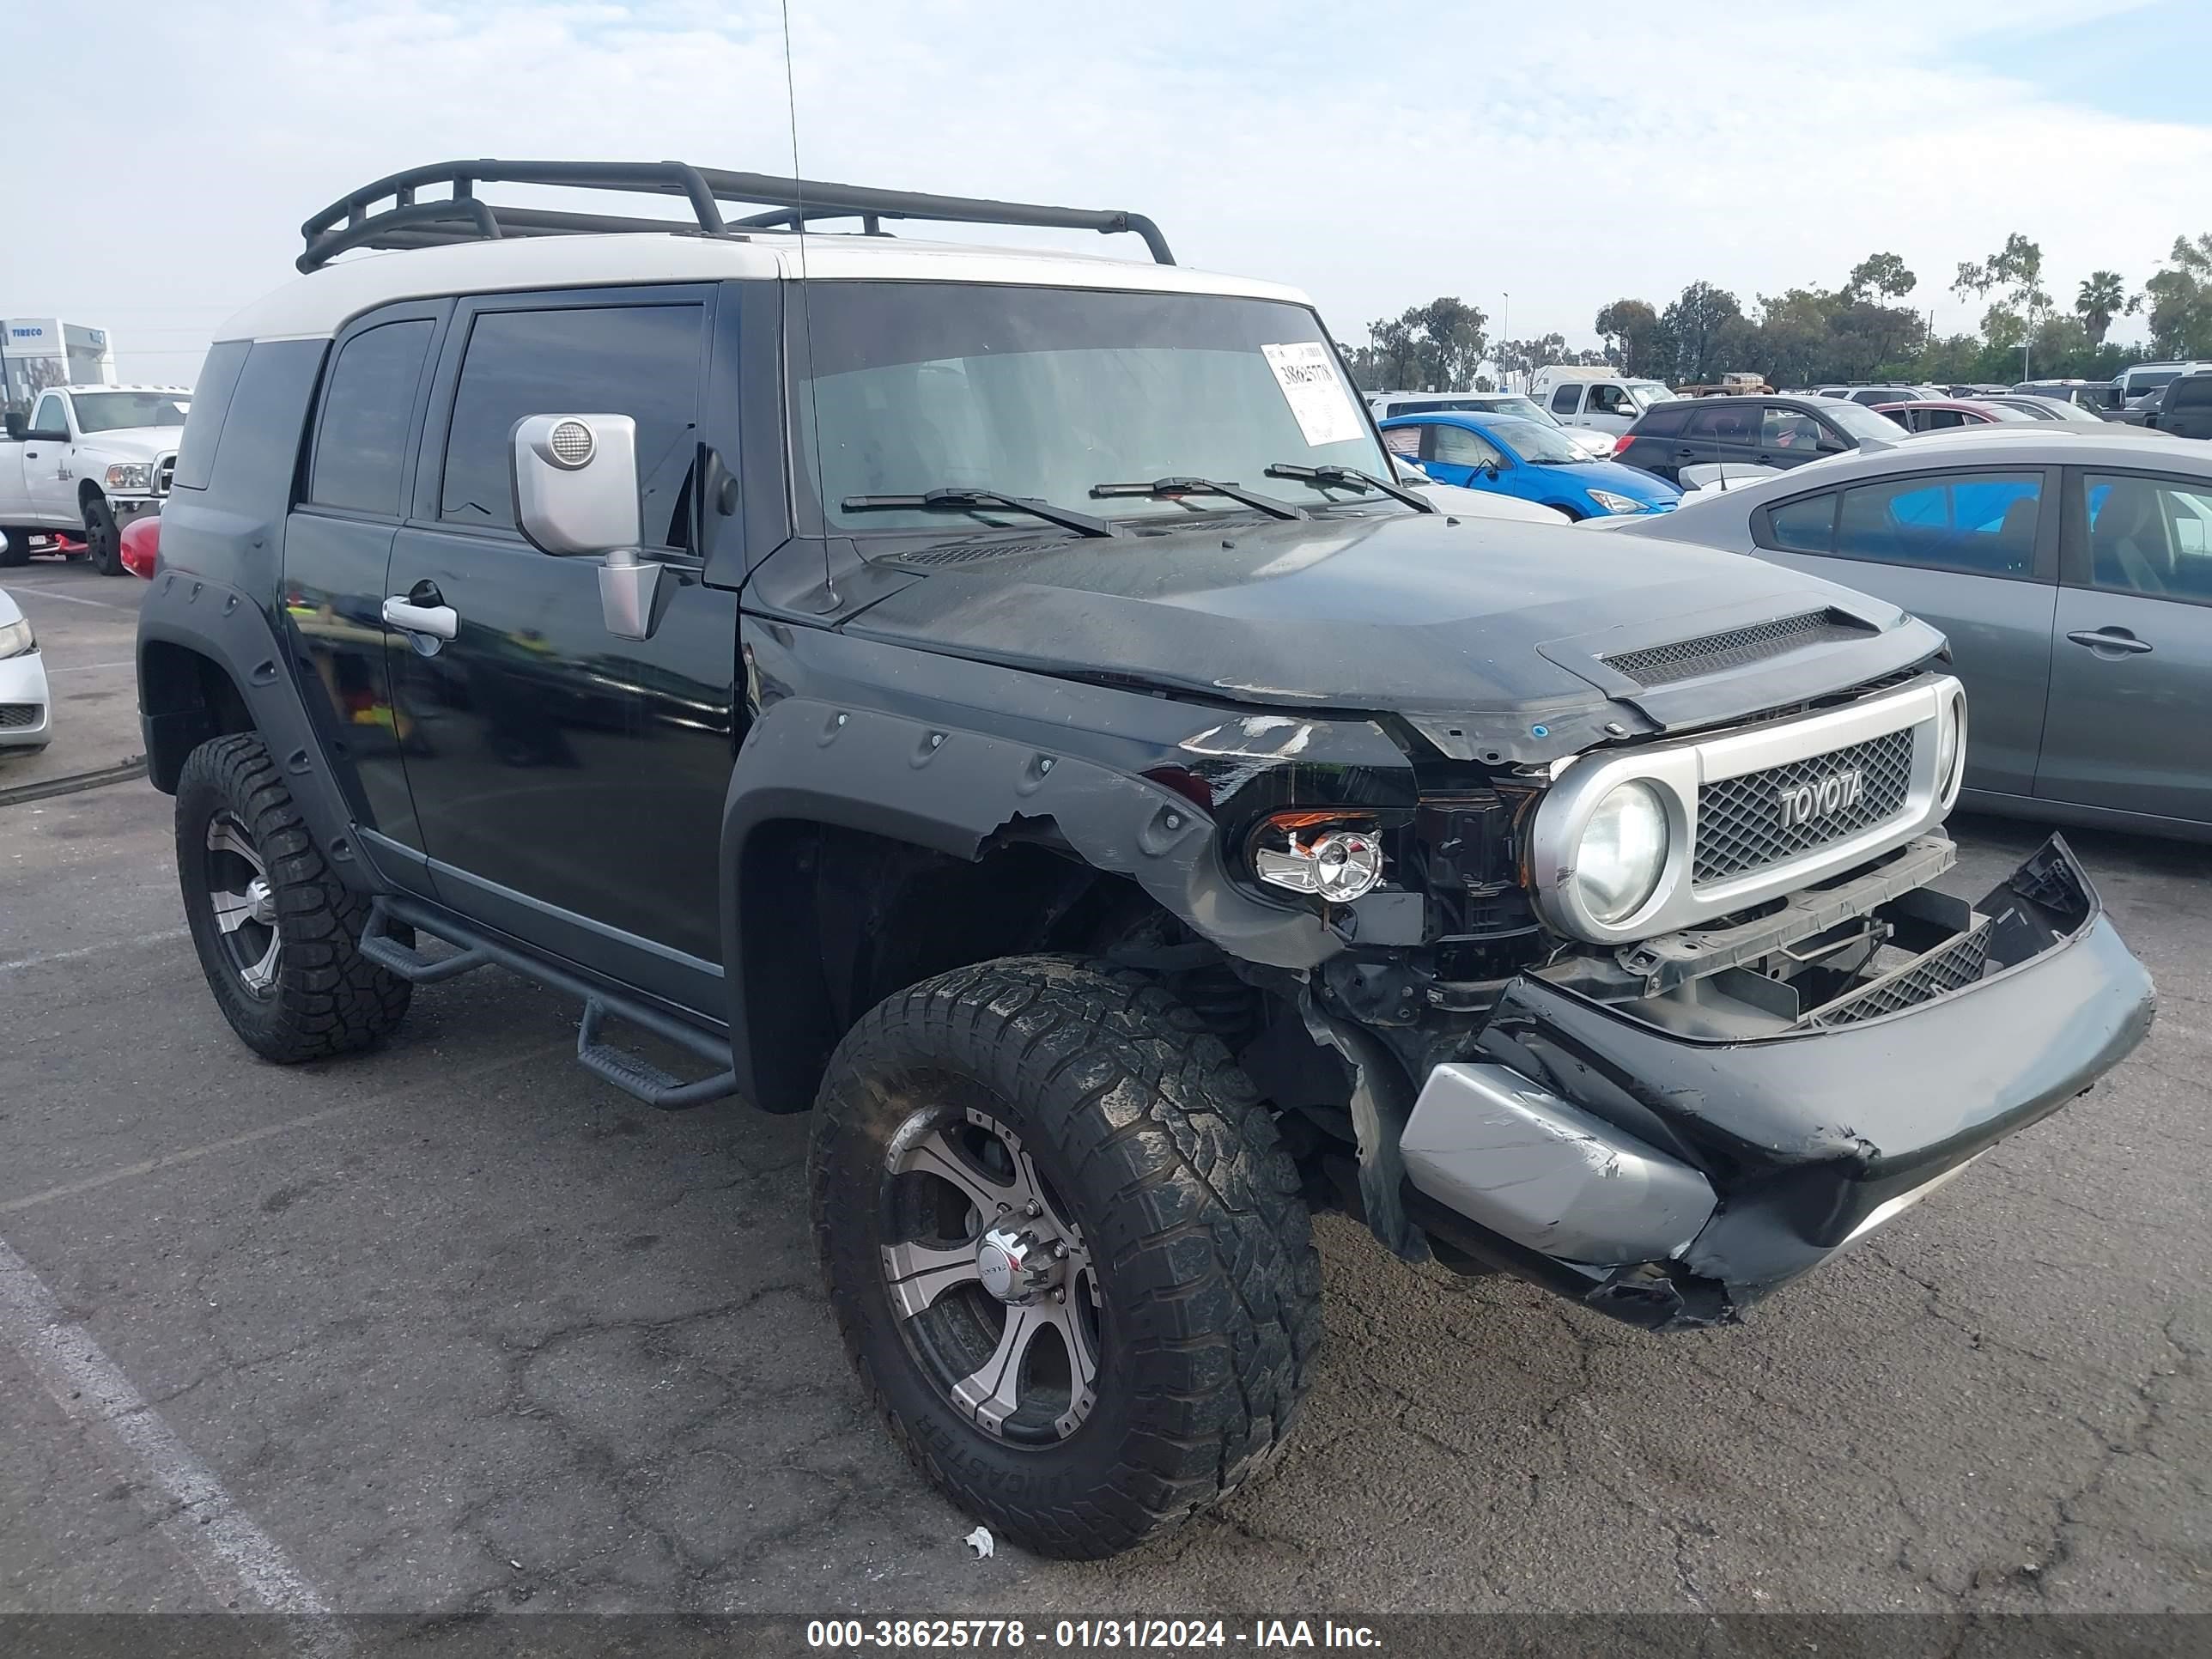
top-left (176, 732), bottom-right (412, 1062)
top-left (811, 957), bottom-right (1322, 1559)
top-left (82, 495), bottom-right (123, 575)
top-left (0, 529), bottom-right (27, 568)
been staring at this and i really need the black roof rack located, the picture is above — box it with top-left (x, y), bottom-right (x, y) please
top-left (299, 159), bottom-right (1174, 273)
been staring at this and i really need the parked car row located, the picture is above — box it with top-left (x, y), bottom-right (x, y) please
top-left (1605, 425), bottom-right (2212, 838)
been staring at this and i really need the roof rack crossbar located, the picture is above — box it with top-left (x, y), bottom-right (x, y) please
top-left (298, 158), bottom-right (1172, 272)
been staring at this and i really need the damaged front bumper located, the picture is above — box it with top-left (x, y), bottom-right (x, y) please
top-left (1399, 836), bottom-right (2154, 1330)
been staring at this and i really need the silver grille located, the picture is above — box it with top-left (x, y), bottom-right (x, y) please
top-left (1694, 728), bottom-right (1915, 884)
top-left (1604, 611), bottom-right (1871, 688)
top-left (0, 704), bottom-right (41, 730)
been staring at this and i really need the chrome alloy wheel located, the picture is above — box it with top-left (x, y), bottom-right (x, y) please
top-left (879, 1107), bottom-right (1101, 1443)
top-left (204, 811), bottom-right (281, 995)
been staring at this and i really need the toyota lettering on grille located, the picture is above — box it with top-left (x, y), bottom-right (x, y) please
top-left (1776, 767), bottom-right (1863, 831)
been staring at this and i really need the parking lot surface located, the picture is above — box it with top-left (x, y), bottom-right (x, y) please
top-left (2, 556), bottom-right (2207, 1620)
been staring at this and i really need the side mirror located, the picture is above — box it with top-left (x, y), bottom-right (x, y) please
top-left (3, 413), bottom-right (23, 441)
top-left (510, 413), bottom-right (660, 641)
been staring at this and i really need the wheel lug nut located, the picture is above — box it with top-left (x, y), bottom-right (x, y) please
top-left (1053, 1289), bottom-right (1066, 1304)
top-left (1024, 1200), bottom-right (1043, 1218)
top-left (1051, 1241), bottom-right (1068, 1259)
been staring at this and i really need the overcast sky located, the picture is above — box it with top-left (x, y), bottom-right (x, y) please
top-left (4, 0), bottom-right (2208, 386)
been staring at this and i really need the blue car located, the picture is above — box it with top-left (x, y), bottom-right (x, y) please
top-left (1380, 410), bottom-right (1680, 520)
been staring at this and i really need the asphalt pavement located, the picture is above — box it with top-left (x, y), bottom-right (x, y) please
top-left (1, 554), bottom-right (2206, 1624)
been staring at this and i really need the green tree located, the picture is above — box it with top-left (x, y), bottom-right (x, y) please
top-left (1406, 296), bottom-right (1489, 390)
top-left (1594, 299), bottom-right (1659, 374)
top-left (2143, 233), bottom-right (2212, 358)
top-left (1651, 282), bottom-right (1743, 385)
top-left (1845, 252), bottom-right (1917, 303)
top-left (2075, 270), bottom-right (2132, 348)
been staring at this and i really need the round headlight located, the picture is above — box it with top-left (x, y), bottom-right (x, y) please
top-left (1575, 781), bottom-right (1670, 925)
top-left (1936, 693), bottom-right (1967, 800)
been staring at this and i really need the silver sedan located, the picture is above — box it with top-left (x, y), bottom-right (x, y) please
top-left (1607, 426), bottom-right (2212, 841)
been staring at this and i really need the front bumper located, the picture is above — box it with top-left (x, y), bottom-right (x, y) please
top-left (0, 649), bottom-right (53, 748)
top-left (1400, 837), bottom-right (2154, 1329)
top-left (110, 495), bottom-right (163, 523)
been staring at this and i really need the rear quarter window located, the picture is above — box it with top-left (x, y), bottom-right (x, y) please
top-left (170, 341), bottom-right (251, 492)
top-left (1631, 404), bottom-right (1689, 437)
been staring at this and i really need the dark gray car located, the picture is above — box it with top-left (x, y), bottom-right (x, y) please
top-left (1610, 427), bottom-right (2212, 840)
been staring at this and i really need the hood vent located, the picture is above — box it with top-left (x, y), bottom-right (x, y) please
top-left (1603, 609), bottom-right (1873, 688)
top-left (890, 538), bottom-right (1070, 568)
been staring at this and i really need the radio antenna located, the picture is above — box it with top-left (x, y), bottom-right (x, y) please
top-left (781, 0), bottom-right (836, 605)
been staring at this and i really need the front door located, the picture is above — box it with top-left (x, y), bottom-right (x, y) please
top-left (383, 285), bottom-right (742, 1012)
top-left (25, 392), bottom-right (75, 524)
top-left (2037, 469), bottom-right (2212, 825)
top-left (1416, 420), bottom-right (1511, 491)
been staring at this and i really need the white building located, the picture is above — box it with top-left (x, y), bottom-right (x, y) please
top-left (3, 318), bottom-right (118, 412)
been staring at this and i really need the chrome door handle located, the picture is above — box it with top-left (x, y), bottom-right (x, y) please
top-left (2065, 628), bottom-right (2153, 655)
top-left (381, 596), bottom-right (459, 641)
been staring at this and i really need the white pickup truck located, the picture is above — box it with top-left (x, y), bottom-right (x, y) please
top-left (1, 384), bottom-right (190, 574)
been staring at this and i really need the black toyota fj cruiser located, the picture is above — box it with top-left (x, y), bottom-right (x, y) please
top-left (137, 161), bottom-right (2154, 1559)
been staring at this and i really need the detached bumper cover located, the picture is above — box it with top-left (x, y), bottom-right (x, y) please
top-left (1404, 836), bottom-right (2154, 1328)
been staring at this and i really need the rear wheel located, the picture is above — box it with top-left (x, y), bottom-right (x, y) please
top-left (811, 957), bottom-right (1322, 1559)
top-left (176, 732), bottom-right (411, 1062)
top-left (82, 495), bottom-right (122, 576)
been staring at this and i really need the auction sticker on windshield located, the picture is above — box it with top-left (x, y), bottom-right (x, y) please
top-left (1261, 342), bottom-right (1364, 447)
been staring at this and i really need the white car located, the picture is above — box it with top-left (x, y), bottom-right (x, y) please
top-left (1525, 368), bottom-right (1677, 436)
top-left (0, 580), bottom-right (52, 752)
top-left (0, 384), bottom-right (191, 576)
top-left (1367, 390), bottom-right (1615, 457)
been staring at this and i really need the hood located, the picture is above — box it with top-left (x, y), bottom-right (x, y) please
top-left (842, 510), bottom-right (1940, 763)
top-left (1552, 458), bottom-right (1680, 504)
top-left (74, 424), bottom-right (182, 458)
top-left (1412, 481), bottom-right (1571, 524)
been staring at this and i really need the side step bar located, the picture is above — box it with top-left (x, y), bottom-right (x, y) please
top-left (358, 896), bottom-right (740, 1111)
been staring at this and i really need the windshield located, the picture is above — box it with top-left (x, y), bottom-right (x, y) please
top-left (70, 391), bottom-right (190, 433)
top-left (1820, 399), bottom-right (1906, 444)
top-left (1487, 416), bottom-right (1587, 463)
top-left (1484, 396), bottom-right (1559, 425)
top-left (795, 284), bottom-right (1390, 532)
top-left (1626, 381), bottom-right (1675, 409)
top-left (2044, 398), bottom-right (2106, 422)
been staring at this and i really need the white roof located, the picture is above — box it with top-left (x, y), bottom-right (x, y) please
top-left (216, 232), bottom-right (1312, 344)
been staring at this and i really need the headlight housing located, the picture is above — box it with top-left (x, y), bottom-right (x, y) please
top-left (0, 617), bottom-right (34, 660)
top-left (1573, 781), bottom-right (1670, 925)
top-left (1935, 689), bottom-right (1968, 804)
top-left (1249, 813), bottom-right (1385, 903)
top-left (1585, 489), bottom-right (1647, 515)
top-left (106, 462), bottom-right (154, 490)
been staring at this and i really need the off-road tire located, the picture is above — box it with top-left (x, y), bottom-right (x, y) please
top-left (82, 495), bottom-right (123, 576)
top-left (811, 956), bottom-right (1322, 1559)
top-left (176, 732), bottom-right (411, 1062)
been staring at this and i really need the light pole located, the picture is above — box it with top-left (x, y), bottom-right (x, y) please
top-left (1501, 292), bottom-right (1510, 390)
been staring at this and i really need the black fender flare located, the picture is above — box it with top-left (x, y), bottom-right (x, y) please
top-left (717, 693), bottom-right (1345, 1112)
top-left (136, 570), bottom-right (377, 891)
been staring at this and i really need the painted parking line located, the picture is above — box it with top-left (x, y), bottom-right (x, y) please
top-left (6, 586), bottom-right (135, 611)
top-left (0, 1104), bottom-right (354, 1218)
top-left (0, 926), bottom-right (189, 976)
top-left (0, 1233), bottom-right (344, 1632)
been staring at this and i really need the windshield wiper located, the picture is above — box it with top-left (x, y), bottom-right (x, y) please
top-left (1262, 463), bottom-right (1437, 514)
top-left (1088, 477), bottom-right (1309, 521)
top-left (842, 488), bottom-right (1122, 538)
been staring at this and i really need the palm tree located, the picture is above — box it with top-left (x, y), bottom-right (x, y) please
top-left (2076, 270), bottom-right (2130, 348)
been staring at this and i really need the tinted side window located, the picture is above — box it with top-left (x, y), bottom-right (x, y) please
top-left (1835, 471), bottom-right (2042, 577)
top-left (173, 341), bottom-right (251, 492)
top-left (440, 303), bottom-right (705, 544)
top-left (1431, 424), bottom-right (1504, 467)
top-left (1684, 404), bottom-right (1757, 445)
top-left (2084, 474), bottom-right (2212, 602)
top-left (32, 393), bottom-right (67, 434)
top-left (308, 320), bottom-right (434, 516)
top-left (1633, 404), bottom-right (1689, 437)
top-left (1551, 385), bottom-right (1581, 414)
top-left (1765, 493), bottom-right (1838, 553)
top-left (1761, 406), bottom-right (1824, 451)
top-left (2172, 378), bottom-right (2212, 410)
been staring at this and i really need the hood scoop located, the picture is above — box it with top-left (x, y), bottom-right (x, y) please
top-left (890, 538), bottom-right (1074, 568)
top-left (1601, 609), bottom-right (1875, 689)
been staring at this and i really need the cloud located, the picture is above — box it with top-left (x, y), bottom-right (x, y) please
top-left (2, 0), bottom-right (2204, 384)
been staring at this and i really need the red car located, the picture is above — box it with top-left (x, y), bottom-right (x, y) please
top-left (1871, 398), bottom-right (2038, 434)
top-left (119, 514), bottom-right (160, 579)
